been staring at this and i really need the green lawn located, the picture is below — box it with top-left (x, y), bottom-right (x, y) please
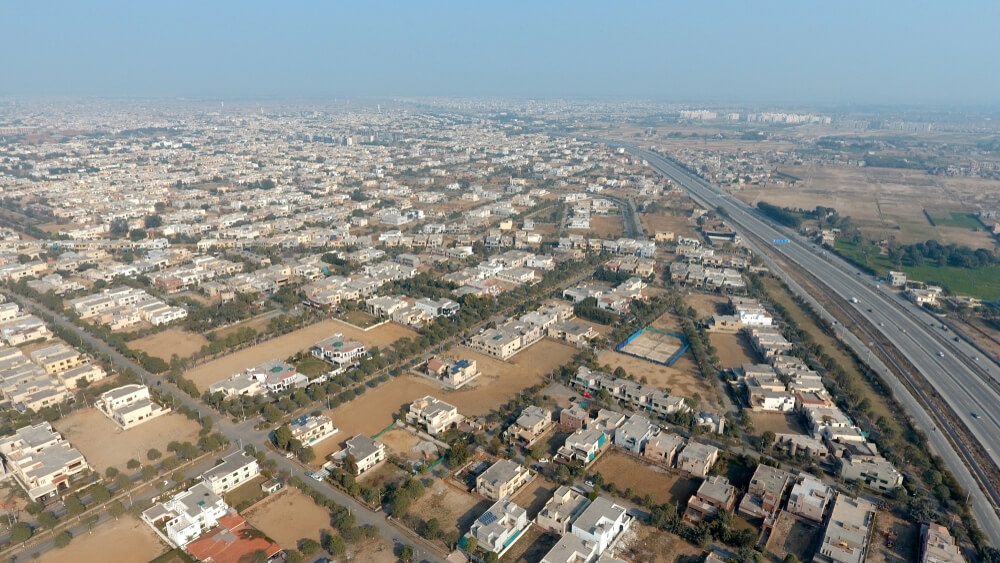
top-left (834, 239), bottom-right (1000, 300)
top-left (340, 309), bottom-right (379, 328)
top-left (223, 474), bottom-right (268, 508)
top-left (931, 212), bottom-right (982, 230)
top-left (295, 356), bottom-right (332, 378)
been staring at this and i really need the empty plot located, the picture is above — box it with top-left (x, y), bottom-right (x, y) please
top-left (129, 328), bottom-right (209, 360)
top-left (597, 350), bottom-right (716, 409)
top-left (710, 332), bottom-right (759, 369)
top-left (35, 515), bottom-right (168, 563)
top-left (54, 408), bottom-right (201, 472)
top-left (244, 488), bottom-right (332, 549)
top-left (591, 452), bottom-right (698, 506)
top-left (408, 479), bottom-right (488, 538)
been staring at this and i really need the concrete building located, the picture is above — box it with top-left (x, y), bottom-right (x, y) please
top-left (202, 451), bottom-right (261, 495)
top-left (814, 495), bottom-right (876, 563)
top-left (738, 464), bottom-right (792, 521)
top-left (208, 372), bottom-right (265, 398)
top-left (560, 403), bottom-right (590, 430)
top-left (613, 414), bottom-right (656, 455)
top-left (477, 459), bottom-right (532, 501)
top-left (787, 474), bottom-right (833, 522)
top-left (675, 442), bottom-right (719, 477)
top-left (919, 523), bottom-right (965, 563)
top-left (333, 434), bottom-right (385, 474)
top-left (558, 427), bottom-right (607, 465)
top-left (536, 485), bottom-right (591, 534)
top-left (643, 433), bottom-right (684, 467)
top-left (95, 384), bottom-right (170, 429)
top-left (424, 357), bottom-right (480, 389)
top-left (406, 395), bottom-right (463, 436)
top-left (684, 475), bottom-right (737, 524)
top-left (838, 456), bottom-right (903, 493)
top-left (570, 496), bottom-right (632, 555)
top-left (141, 482), bottom-right (231, 547)
top-left (288, 414), bottom-right (338, 446)
top-left (311, 334), bottom-right (367, 366)
top-left (245, 359), bottom-right (307, 392)
top-left (0, 422), bottom-right (90, 501)
top-left (465, 500), bottom-right (530, 558)
top-left (511, 406), bottom-right (552, 445)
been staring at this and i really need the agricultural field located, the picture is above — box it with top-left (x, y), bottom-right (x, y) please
top-left (243, 488), bottom-right (332, 549)
top-left (35, 515), bottom-right (168, 563)
top-left (129, 328), bottom-right (209, 361)
top-left (53, 409), bottom-right (201, 472)
top-left (590, 452), bottom-right (699, 506)
top-left (186, 318), bottom-right (417, 391)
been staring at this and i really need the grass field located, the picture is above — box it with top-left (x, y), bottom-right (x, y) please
top-left (928, 212), bottom-right (982, 229)
top-left (224, 475), bottom-right (268, 508)
top-left (295, 355), bottom-right (331, 378)
top-left (834, 239), bottom-right (1000, 300)
top-left (339, 310), bottom-right (380, 328)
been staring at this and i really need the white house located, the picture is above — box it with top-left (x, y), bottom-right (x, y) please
top-left (201, 452), bottom-right (260, 495)
top-left (570, 497), bottom-right (632, 555)
top-left (466, 500), bottom-right (530, 558)
top-left (95, 384), bottom-right (170, 429)
top-left (141, 482), bottom-right (230, 547)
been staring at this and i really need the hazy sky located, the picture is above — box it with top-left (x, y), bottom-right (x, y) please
top-left (2, 1), bottom-right (998, 105)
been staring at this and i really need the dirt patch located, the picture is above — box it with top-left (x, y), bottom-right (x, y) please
top-left (616, 523), bottom-right (704, 563)
top-left (35, 515), bottom-right (167, 563)
top-left (408, 478), bottom-right (488, 537)
top-left (53, 409), bottom-right (201, 472)
top-left (129, 328), bottom-right (209, 361)
top-left (685, 293), bottom-right (729, 320)
top-left (500, 527), bottom-right (558, 563)
top-left (244, 488), bottom-right (332, 549)
top-left (586, 215), bottom-right (624, 238)
top-left (211, 315), bottom-right (273, 340)
top-left (511, 477), bottom-right (557, 519)
top-left (765, 510), bottom-right (821, 561)
top-left (749, 413), bottom-right (808, 436)
top-left (378, 428), bottom-right (438, 462)
top-left (349, 537), bottom-right (398, 563)
top-left (597, 350), bottom-right (716, 409)
top-left (868, 510), bottom-right (921, 563)
top-left (640, 211), bottom-right (701, 240)
top-left (591, 452), bottom-right (699, 506)
top-left (710, 331), bottom-right (759, 369)
top-left (187, 318), bottom-right (418, 391)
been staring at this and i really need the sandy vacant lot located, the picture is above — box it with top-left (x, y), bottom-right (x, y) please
top-left (597, 350), bottom-right (716, 409)
top-left (591, 452), bottom-right (699, 506)
top-left (244, 488), bottom-right (332, 549)
top-left (868, 510), bottom-right (921, 563)
top-left (54, 409), bottom-right (201, 472)
top-left (187, 318), bottom-right (418, 391)
top-left (640, 212), bottom-right (700, 240)
top-left (749, 413), bottom-right (808, 436)
top-left (711, 332), bottom-right (759, 369)
top-left (766, 511), bottom-right (821, 562)
top-left (409, 479), bottom-right (489, 537)
top-left (685, 293), bottom-right (729, 320)
top-left (36, 515), bottom-right (168, 563)
top-left (129, 328), bottom-right (209, 360)
top-left (511, 477), bottom-right (557, 520)
top-left (617, 524), bottom-right (705, 563)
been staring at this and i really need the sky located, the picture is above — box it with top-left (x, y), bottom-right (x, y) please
top-left (1, 1), bottom-right (998, 105)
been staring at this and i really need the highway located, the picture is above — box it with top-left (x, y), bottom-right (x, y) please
top-left (626, 146), bottom-right (1000, 544)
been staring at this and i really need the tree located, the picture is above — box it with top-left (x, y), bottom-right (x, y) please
top-left (126, 458), bottom-right (141, 470)
top-left (142, 465), bottom-right (157, 481)
top-left (65, 496), bottom-right (85, 517)
top-left (53, 531), bottom-right (73, 548)
top-left (147, 448), bottom-right (162, 461)
top-left (109, 500), bottom-right (126, 520)
top-left (390, 494), bottom-right (411, 518)
top-left (286, 551), bottom-right (304, 563)
top-left (25, 502), bottom-right (44, 516)
top-left (783, 555), bottom-right (800, 563)
top-left (325, 535), bottom-right (346, 555)
top-left (298, 538), bottom-right (321, 555)
top-left (484, 552), bottom-right (499, 563)
top-left (83, 514), bottom-right (100, 534)
top-left (400, 545), bottom-right (414, 562)
top-left (423, 518), bottom-right (441, 539)
top-left (105, 466), bottom-right (119, 479)
top-left (38, 511), bottom-right (59, 529)
top-left (173, 471), bottom-right (186, 483)
top-left (760, 431), bottom-right (776, 450)
top-left (262, 405), bottom-right (283, 423)
top-left (91, 483), bottom-right (111, 504)
top-left (9, 522), bottom-right (32, 544)
top-left (273, 425), bottom-right (293, 450)
top-left (144, 215), bottom-right (163, 229)
top-left (297, 446), bottom-right (316, 464)
top-left (446, 442), bottom-right (469, 468)
top-left (464, 537), bottom-right (478, 554)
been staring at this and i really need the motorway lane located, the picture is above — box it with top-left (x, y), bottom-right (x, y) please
top-left (629, 147), bottom-right (1000, 543)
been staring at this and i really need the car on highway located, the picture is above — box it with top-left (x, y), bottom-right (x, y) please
top-left (973, 356), bottom-right (979, 361)
top-left (972, 412), bottom-right (981, 419)
top-left (937, 352), bottom-right (945, 357)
